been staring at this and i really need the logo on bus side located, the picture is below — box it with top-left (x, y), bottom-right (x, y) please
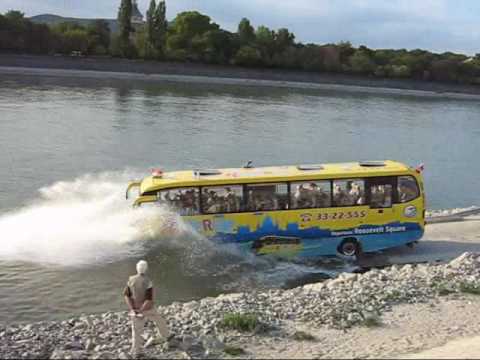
top-left (404, 206), bottom-right (417, 218)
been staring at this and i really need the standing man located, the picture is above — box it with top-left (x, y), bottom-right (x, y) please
top-left (124, 260), bottom-right (172, 356)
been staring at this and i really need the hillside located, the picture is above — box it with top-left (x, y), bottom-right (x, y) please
top-left (30, 14), bottom-right (118, 33)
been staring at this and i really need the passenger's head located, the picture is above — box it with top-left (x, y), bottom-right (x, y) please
top-left (136, 260), bottom-right (148, 275)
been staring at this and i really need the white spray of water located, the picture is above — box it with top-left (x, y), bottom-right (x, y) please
top-left (0, 172), bottom-right (199, 266)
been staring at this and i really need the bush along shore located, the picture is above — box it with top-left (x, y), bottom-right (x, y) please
top-left (2, 3), bottom-right (480, 87)
top-left (3, 252), bottom-right (480, 359)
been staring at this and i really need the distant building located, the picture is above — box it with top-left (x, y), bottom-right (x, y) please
top-left (131, 0), bottom-right (144, 25)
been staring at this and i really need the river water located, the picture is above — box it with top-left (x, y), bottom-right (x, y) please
top-left (0, 74), bottom-right (479, 324)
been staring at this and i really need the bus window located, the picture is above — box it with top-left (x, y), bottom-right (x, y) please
top-left (367, 177), bottom-right (395, 208)
top-left (291, 181), bottom-right (331, 209)
top-left (157, 188), bottom-right (200, 216)
top-left (398, 176), bottom-right (420, 203)
top-left (333, 179), bottom-right (365, 207)
top-left (246, 183), bottom-right (288, 212)
top-left (201, 185), bottom-right (243, 214)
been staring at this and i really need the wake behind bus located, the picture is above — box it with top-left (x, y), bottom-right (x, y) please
top-left (126, 160), bottom-right (425, 259)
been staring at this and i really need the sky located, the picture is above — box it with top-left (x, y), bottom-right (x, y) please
top-left (1, 0), bottom-right (479, 55)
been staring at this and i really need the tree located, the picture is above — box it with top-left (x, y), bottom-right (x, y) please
top-left (297, 44), bottom-right (325, 71)
top-left (145, 0), bottom-right (156, 58)
top-left (193, 29), bottom-right (235, 64)
top-left (152, 0), bottom-right (167, 56)
top-left (337, 41), bottom-right (355, 65)
top-left (1, 10), bottom-right (27, 52)
top-left (233, 45), bottom-right (262, 67)
top-left (167, 11), bottom-right (219, 60)
top-left (275, 28), bottom-right (295, 53)
top-left (87, 20), bottom-right (111, 55)
top-left (117, 0), bottom-right (133, 57)
top-left (255, 25), bottom-right (275, 64)
top-left (349, 49), bottom-right (375, 74)
top-left (5, 10), bottom-right (24, 23)
top-left (238, 18), bottom-right (255, 45)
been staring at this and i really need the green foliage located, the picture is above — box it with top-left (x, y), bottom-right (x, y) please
top-left (459, 282), bottom-right (480, 295)
top-left (117, 0), bottom-right (133, 56)
top-left (383, 289), bottom-right (403, 302)
top-left (219, 313), bottom-right (259, 332)
top-left (255, 25), bottom-right (275, 62)
top-left (431, 281), bottom-right (456, 296)
top-left (0, 11), bottom-right (51, 54)
top-left (146, 0), bottom-right (156, 43)
top-left (350, 49), bottom-right (375, 74)
top-left (224, 346), bottom-right (246, 356)
top-left (233, 45), bottom-right (263, 67)
top-left (337, 41), bottom-right (355, 64)
top-left (1, 5), bottom-right (480, 86)
top-left (238, 18), bottom-right (255, 45)
top-left (360, 314), bottom-right (382, 328)
top-left (292, 331), bottom-right (316, 341)
top-left (194, 29), bottom-right (236, 64)
top-left (87, 20), bottom-right (111, 55)
top-left (275, 28), bottom-right (295, 53)
top-left (152, 1), bottom-right (167, 56)
top-left (145, 0), bottom-right (167, 59)
top-left (167, 11), bottom-right (219, 60)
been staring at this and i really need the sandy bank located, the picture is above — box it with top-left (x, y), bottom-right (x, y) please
top-left (1, 54), bottom-right (480, 100)
top-left (404, 335), bottom-right (480, 359)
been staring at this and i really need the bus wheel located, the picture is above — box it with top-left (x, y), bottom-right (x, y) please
top-left (338, 239), bottom-right (360, 257)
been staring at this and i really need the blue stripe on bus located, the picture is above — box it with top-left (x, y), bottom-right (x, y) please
top-left (187, 216), bottom-right (423, 257)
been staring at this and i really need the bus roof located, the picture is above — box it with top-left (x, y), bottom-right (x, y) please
top-left (139, 160), bottom-right (415, 194)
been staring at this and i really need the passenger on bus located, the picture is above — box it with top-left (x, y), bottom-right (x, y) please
top-left (399, 181), bottom-right (417, 202)
top-left (371, 185), bottom-right (386, 207)
top-left (349, 182), bottom-right (365, 205)
top-left (334, 184), bottom-right (348, 206)
top-left (294, 184), bottom-right (312, 208)
top-left (310, 183), bottom-right (330, 208)
top-left (311, 184), bottom-right (330, 208)
top-left (225, 187), bottom-right (238, 212)
top-left (205, 190), bottom-right (220, 213)
top-left (256, 193), bottom-right (274, 211)
top-left (182, 189), bottom-right (196, 215)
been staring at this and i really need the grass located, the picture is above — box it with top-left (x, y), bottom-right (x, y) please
top-left (224, 346), bottom-right (246, 356)
top-left (360, 314), bottom-right (382, 328)
top-left (219, 313), bottom-right (259, 332)
top-left (292, 331), bottom-right (316, 341)
top-left (459, 282), bottom-right (480, 295)
top-left (384, 290), bottom-right (403, 302)
top-left (431, 281), bottom-right (456, 296)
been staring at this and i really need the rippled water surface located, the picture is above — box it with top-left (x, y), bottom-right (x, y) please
top-left (0, 75), bottom-right (479, 324)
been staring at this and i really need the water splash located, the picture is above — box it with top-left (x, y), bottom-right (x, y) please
top-left (0, 171), bottom-right (205, 266)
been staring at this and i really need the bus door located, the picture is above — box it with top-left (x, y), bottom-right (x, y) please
top-left (366, 177), bottom-right (397, 223)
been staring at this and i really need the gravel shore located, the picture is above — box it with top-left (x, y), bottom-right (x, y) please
top-left (3, 252), bottom-right (480, 359)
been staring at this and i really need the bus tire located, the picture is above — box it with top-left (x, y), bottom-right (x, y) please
top-left (338, 238), bottom-right (361, 257)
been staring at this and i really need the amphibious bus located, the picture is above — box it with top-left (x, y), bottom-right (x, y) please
top-left (126, 160), bottom-right (425, 258)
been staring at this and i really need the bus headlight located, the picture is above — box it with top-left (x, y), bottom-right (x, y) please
top-left (404, 206), bottom-right (417, 218)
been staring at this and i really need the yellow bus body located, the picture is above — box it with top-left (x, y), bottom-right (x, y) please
top-left (128, 161), bottom-right (425, 258)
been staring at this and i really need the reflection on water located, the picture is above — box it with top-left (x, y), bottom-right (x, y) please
top-left (0, 75), bottom-right (479, 323)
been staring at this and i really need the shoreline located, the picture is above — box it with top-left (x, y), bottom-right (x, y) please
top-left (1, 54), bottom-right (480, 100)
top-left (3, 252), bottom-right (480, 359)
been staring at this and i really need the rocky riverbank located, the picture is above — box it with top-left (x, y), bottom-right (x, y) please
top-left (3, 252), bottom-right (480, 359)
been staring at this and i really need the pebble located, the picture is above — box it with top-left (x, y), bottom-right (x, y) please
top-left (2, 252), bottom-right (480, 358)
